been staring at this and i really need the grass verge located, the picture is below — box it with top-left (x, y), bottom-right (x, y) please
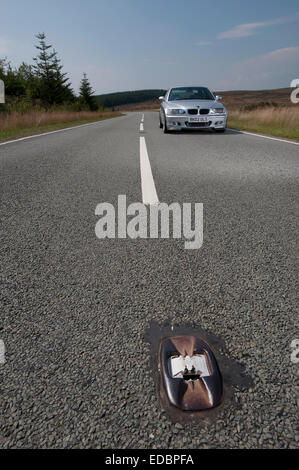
top-left (0, 111), bottom-right (123, 142)
top-left (227, 107), bottom-right (299, 141)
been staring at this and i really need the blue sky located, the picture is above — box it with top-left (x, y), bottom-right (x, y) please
top-left (1, 0), bottom-right (299, 93)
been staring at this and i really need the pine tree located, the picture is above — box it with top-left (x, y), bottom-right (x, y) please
top-left (51, 50), bottom-right (74, 104)
top-left (79, 73), bottom-right (98, 111)
top-left (33, 33), bottom-right (73, 106)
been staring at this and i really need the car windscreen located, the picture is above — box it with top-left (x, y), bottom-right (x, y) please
top-left (168, 87), bottom-right (214, 101)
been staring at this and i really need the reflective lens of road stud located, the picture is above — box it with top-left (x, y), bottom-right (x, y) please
top-left (159, 336), bottom-right (222, 411)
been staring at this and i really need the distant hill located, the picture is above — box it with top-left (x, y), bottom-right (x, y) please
top-left (94, 89), bottom-right (166, 108)
top-left (217, 88), bottom-right (293, 110)
top-left (95, 87), bottom-right (294, 111)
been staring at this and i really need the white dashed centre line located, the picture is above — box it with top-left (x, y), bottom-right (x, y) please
top-left (140, 114), bottom-right (144, 132)
top-left (139, 136), bottom-right (159, 205)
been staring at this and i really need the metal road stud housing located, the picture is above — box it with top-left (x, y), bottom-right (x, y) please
top-left (159, 336), bottom-right (222, 411)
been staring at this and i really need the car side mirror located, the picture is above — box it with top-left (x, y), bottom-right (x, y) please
top-left (159, 96), bottom-right (165, 101)
top-left (215, 95), bottom-right (222, 101)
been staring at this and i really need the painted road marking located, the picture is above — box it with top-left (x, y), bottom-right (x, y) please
top-left (140, 114), bottom-right (144, 132)
top-left (228, 128), bottom-right (299, 146)
top-left (0, 119), bottom-right (118, 147)
top-left (140, 136), bottom-right (159, 205)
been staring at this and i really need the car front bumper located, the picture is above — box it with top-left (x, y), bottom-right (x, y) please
top-left (165, 114), bottom-right (227, 130)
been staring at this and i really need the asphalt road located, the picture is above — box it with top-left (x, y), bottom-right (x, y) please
top-left (0, 112), bottom-right (298, 449)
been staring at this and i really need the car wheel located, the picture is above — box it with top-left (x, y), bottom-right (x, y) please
top-left (215, 128), bottom-right (226, 133)
top-left (159, 116), bottom-right (163, 128)
top-left (163, 114), bottom-right (169, 134)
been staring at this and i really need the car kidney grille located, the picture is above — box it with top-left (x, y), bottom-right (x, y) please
top-left (199, 109), bottom-right (209, 115)
top-left (188, 109), bottom-right (198, 115)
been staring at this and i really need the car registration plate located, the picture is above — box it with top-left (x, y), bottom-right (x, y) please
top-left (189, 117), bottom-right (208, 122)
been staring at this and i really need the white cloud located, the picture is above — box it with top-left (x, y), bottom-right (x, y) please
top-left (221, 46), bottom-right (299, 89)
top-left (218, 13), bottom-right (299, 39)
top-left (264, 46), bottom-right (299, 60)
top-left (218, 22), bottom-right (269, 39)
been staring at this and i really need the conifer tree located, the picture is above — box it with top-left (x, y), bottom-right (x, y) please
top-left (51, 50), bottom-right (74, 103)
top-left (79, 73), bottom-right (98, 110)
top-left (33, 33), bottom-right (73, 105)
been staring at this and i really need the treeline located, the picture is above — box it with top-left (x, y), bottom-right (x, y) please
top-left (95, 89), bottom-right (166, 108)
top-left (0, 33), bottom-right (100, 112)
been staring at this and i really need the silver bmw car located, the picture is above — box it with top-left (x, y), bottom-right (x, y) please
top-left (159, 86), bottom-right (227, 133)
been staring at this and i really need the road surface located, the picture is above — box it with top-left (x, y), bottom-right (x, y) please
top-left (0, 112), bottom-right (298, 448)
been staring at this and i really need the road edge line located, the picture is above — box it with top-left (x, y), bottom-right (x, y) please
top-left (227, 128), bottom-right (299, 146)
top-left (0, 118), bottom-right (121, 147)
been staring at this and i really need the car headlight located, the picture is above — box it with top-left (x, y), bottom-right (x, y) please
top-left (168, 108), bottom-right (186, 115)
top-left (210, 108), bottom-right (225, 114)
